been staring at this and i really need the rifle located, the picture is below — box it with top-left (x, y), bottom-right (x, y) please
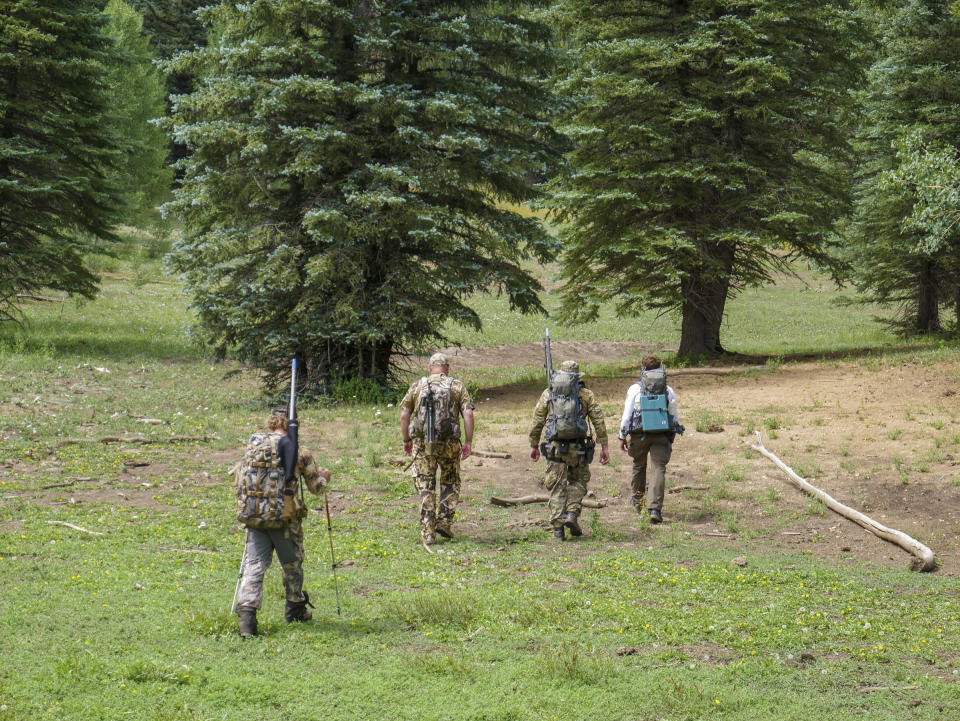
top-left (286, 358), bottom-right (299, 483)
top-left (543, 327), bottom-right (553, 387)
top-left (423, 382), bottom-right (436, 444)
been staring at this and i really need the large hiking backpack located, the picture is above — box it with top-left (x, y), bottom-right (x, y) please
top-left (235, 432), bottom-right (291, 529)
top-left (411, 376), bottom-right (461, 442)
top-left (629, 368), bottom-right (670, 433)
top-left (545, 370), bottom-right (589, 442)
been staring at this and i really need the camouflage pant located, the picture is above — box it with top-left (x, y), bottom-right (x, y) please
top-left (235, 521), bottom-right (307, 611)
top-left (412, 439), bottom-right (461, 535)
top-left (544, 459), bottom-right (591, 527)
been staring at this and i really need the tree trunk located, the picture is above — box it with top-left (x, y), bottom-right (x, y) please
top-left (915, 259), bottom-right (940, 333)
top-left (955, 284), bottom-right (960, 335)
top-left (678, 243), bottom-right (733, 357)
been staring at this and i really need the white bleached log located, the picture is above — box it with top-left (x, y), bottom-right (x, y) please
top-left (751, 432), bottom-right (935, 572)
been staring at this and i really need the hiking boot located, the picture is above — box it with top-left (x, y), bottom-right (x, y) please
top-left (237, 608), bottom-right (258, 637)
top-left (649, 509), bottom-right (663, 524)
top-left (435, 524), bottom-right (453, 539)
top-left (563, 511), bottom-right (582, 537)
top-left (553, 526), bottom-right (566, 541)
top-left (632, 494), bottom-right (646, 512)
top-left (285, 592), bottom-right (314, 623)
top-left (421, 530), bottom-right (435, 546)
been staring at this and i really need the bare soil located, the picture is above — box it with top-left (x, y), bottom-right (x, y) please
top-left (418, 340), bottom-right (672, 371)
top-left (392, 347), bottom-right (960, 575)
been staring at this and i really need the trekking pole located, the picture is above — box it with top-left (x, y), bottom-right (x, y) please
top-left (230, 528), bottom-right (249, 614)
top-left (322, 489), bottom-right (342, 616)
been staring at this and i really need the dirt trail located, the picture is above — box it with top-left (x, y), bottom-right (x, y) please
top-left (430, 355), bottom-right (960, 574)
top-left (408, 340), bottom-right (675, 371)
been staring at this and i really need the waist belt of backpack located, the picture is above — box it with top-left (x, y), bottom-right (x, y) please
top-left (540, 439), bottom-right (592, 460)
top-left (248, 461), bottom-right (278, 468)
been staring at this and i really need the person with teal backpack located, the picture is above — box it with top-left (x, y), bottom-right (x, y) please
top-left (617, 355), bottom-right (683, 523)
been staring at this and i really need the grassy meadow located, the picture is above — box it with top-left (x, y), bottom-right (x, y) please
top-left (1, 246), bottom-right (960, 720)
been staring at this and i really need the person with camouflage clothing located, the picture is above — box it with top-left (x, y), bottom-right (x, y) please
top-left (528, 360), bottom-right (610, 540)
top-left (399, 352), bottom-right (475, 546)
top-left (234, 408), bottom-right (331, 637)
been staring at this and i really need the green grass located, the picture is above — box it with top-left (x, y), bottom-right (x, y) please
top-left (2, 249), bottom-right (960, 720)
top-left (443, 262), bottom-right (899, 356)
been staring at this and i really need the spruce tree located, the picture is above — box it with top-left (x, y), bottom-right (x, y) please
top-left (103, 0), bottom-right (173, 225)
top-left (552, 0), bottom-right (864, 357)
top-left (848, 0), bottom-right (960, 333)
top-left (164, 1), bottom-right (562, 394)
top-left (0, 0), bottom-right (121, 321)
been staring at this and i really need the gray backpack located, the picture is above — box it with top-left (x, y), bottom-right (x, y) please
top-left (630, 368), bottom-right (670, 433)
top-left (545, 370), bottom-right (589, 442)
top-left (411, 376), bottom-right (460, 441)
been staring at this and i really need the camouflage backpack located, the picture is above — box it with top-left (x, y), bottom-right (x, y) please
top-left (235, 432), bottom-right (294, 529)
top-left (411, 376), bottom-right (460, 441)
top-left (629, 367), bottom-right (670, 434)
top-left (545, 370), bottom-right (589, 442)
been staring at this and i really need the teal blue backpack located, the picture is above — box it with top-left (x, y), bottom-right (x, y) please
top-left (630, 368), bottom-right (670, 433)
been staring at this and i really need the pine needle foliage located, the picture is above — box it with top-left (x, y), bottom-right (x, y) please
top-left (163, 0), bottom-right (563, 395)
top-left (0, 0), bottom-right (122, 321)
top-left (550, 0), bottom-right (865, 357)
top-left (847, 0), bottom-right (960, 333)
top-left (103, 0), bottom-right (173, 225)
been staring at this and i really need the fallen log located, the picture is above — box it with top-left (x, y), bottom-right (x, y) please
top-left (472, 450), bottom-right (511, 459)
top-left (99, 435), bottom-right (151, 444)
top-left (41, 481), bottom-right (76, 490)
top-left (46, 520), bottom-right (105, 536)
top-left (489, 493), bottom-right (606, 509)
top-left (617, 365), bottom-right (768, 379)
top-left (751, 432), bottom-right (935, 572)
top-left (16, 294), bottom-right (64, 303)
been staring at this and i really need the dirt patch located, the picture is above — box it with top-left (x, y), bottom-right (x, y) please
top-left (388, 354), bottom-right (960, 575)
top-left (407, 341), bottom-right (674, 372)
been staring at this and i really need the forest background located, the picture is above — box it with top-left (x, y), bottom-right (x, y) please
top-left (4, 1), bottom-right (960, 720)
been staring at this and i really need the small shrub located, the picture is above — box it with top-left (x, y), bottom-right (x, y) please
top-left (183, 609), bottom-right (236, 637)
top-left (384, 591), bottom-right (480, 628)
top-left (804, 496), bottom-right (826, 516)
top-left (719, 510), bottom-right (740, 534)
top-left (719, 464), bottom-right (744, 484)
top-left (537, 643), bottom-right (611, 684)
top-left (408, 652), bottom-right (475, 676)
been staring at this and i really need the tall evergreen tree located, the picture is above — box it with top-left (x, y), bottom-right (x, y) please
top-left (164, 1), bottom-right (562, 393)
top-left (0, 0), bottom-right (121, 321)
top-left (103, 0), bottom-right (173, 224)
top-left (551, 0), bottom-right (864, 357)
top-left (847, 0), bottom-right (960, 333)
top-left (127, 1), bottom-right (207, 167)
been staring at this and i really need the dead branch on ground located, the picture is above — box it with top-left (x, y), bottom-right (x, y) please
top-left (472, 450), bottom-right (511, 459)
top-left (46, 520), bottom-right (105, 536)
top-left (750, 432), bottom-right (935, 572)
top-left (489, 494), bottom-right (606, 509)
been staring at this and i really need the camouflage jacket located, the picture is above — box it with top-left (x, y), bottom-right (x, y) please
top-left (400, 373), bottom-right (475, 419)
top-left (528, 385), bottom-right (608, 448)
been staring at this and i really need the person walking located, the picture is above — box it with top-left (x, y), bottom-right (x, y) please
top-left (617, 355), bottom-right (680, 524)
top-left (233, 407), bottom-right (331, 637)
top-left (528, 360), bottom-right (609, 540)
top-left (399, 352), bottom-right (475, 546)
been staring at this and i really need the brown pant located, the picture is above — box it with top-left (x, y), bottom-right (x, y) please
top-left (627, 433), bottom-right (672, 510)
